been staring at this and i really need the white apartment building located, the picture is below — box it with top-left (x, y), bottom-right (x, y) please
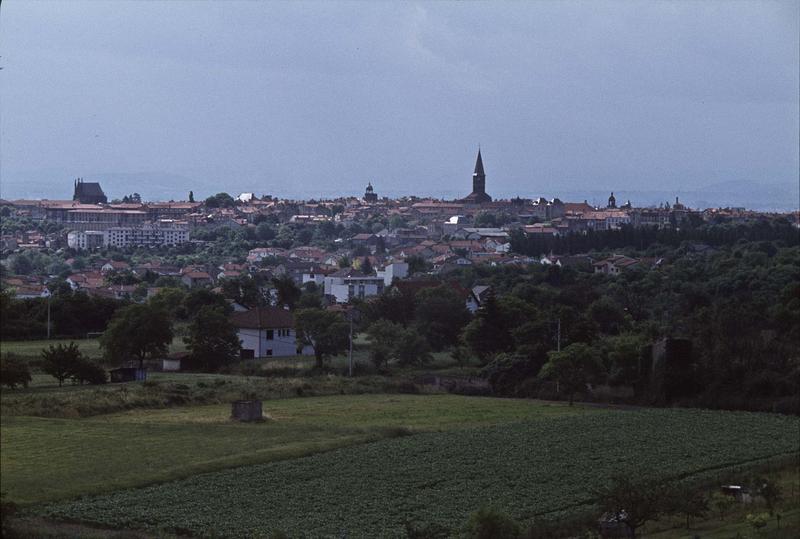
top-left (67, 230), bottom-right (106, 250)
top-left (67, 221), bottom-right (189, 250)
top-left (323, 268), bottom-right (386, 303)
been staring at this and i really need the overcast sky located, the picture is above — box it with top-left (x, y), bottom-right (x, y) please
top-left (0, 0), bottom-right (797, 203)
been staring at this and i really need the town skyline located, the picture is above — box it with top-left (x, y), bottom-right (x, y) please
top-left (1, 1), bottom-right (797, 210)
top-left (2, 146), bottom-right (796, 212)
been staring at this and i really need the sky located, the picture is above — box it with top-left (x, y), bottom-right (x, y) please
top-left (0, 0), bottom-right (798, 208)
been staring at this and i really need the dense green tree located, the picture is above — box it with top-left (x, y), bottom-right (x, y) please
top-left (365, 319), bottom-right (433, 369)
top-left (603, 333), bottom-right (647, 388)
top-left (588, 297), bottom-right (628, 335)
top-left (183, 289), bottom-right (230, 318)
top-left (665, 483), bottom-right (708, 530)
top-left (462, 289), bottom-right (511, 361)
top-left (294, 308), bottom-right (349, 369)
top-left (481, 353), bottom-right (542, 396)
top-left (366, 319), bottom-right (404, 370)
top-left (100, 304), bottom-right (174, 368)
top-left (406, 255), bottom-right (428, 275)
top-left (593, 476), bottom-right (672, 538)
top-left (221, 275), bottom-right (263, 307)
top-left (0, 355), bottom-right (32, 389)
top-left (272, 275), bottom-right (301, 309)
top-left (10, 254), bottom-right (33, 275)
top-left (204, 192), bottom-right (235, 208)
top-left (414, 286), bottom-right (471, 351)
top-left (41, 342), bottom-right (82, 386)
top-left (149, 287), bottom-right (188, 318)
top-left (184, 306), bottom-right (241, 371)
top-left (71, 357), bottom-right (107, 385)
top-left (473, 212), bottom-right (498, 228)
top-left (297, 289), bottom-right (323, 309)
top-left (539, 343), bottom-right (603, 405)
top-left (361, 288), bottom-right (416, 327)
top-left (396, 328), bottom-right (433, 367)
top-left (360, 257), bottom-right (373, 275)
top-left (256, 222), bottom-right (276, 241)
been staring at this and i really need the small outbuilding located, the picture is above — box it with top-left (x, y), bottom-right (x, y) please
top-left (231, 400), bottom-right (263, 422)
top-left (109, 367), bottom-right (147, 383)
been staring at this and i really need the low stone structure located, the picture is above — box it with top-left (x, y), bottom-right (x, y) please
top-left (231, 400), bottom-right (263, 422)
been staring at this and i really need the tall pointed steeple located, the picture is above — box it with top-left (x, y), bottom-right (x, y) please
top-left (462, 148), bottom-right (492, 204)
top-left (474, 149), bottom-right (485, 176)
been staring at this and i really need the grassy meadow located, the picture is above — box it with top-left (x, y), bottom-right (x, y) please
top-left (2, 349), bottom-right (798, 537)
top-left (1, 393), bottom-right (585, 504)
top-left (0, 336), bottom-right (189, 362)
top-left (36, 407), bottom-right (799, 537)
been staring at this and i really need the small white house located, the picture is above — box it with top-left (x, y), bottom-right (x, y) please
top-left (231, 307), bottom-right (309, 358)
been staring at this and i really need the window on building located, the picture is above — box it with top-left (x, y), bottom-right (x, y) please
top-left (266, 329), bottom-right (274, 340)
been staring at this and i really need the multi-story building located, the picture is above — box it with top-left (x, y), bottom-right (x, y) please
top-left (67, 230), bottom-right (106, 250)
top-left (105, 221), bottom-right (189, 248)
top-left (67, 221), bottom-right (189, 250)
top-left (323, 268), bottom-right (385, 303)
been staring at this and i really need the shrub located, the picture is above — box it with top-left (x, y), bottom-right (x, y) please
top-left (0, 355), bottom-right (32, 389)
top-left (0, 494), bottom-right (19, 539)
top-left (71, 357), bottom-right (107, 385)
top-left (464, 507), bottom-right (521, 539)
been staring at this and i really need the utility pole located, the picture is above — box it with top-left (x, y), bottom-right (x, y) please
top-left (556, 317), bottom-right (561, 395)
top-left (348, 312), bottom-right (353, 377)
top-left (46, 293), bottom-right (51, 339)
top-left (557, 318), bottom-right (561, 352)
top-left (346, 307), bottom-right (361, 377)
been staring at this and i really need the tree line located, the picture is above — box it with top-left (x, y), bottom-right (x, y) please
top-left (510, 218), bottom-right (799, 258)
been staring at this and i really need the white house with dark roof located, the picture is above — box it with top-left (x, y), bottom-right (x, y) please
top-left (230, 306), bottom-right (311, 358)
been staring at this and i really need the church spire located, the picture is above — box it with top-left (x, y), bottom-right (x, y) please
top-left (474, 149), bottom-right (485, 176)
top-left (463, 147), bottom-right (491, 204)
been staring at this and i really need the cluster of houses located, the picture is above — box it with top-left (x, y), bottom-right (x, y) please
top-left (2, 151), bottom-right (796, 259)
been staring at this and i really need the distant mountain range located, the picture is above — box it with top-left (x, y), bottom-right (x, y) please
top-left (1, 170), bottom-right (797, 212)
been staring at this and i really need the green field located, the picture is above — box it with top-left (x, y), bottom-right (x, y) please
top-left (1, 394), bottom-right (583, 504)
top-left (1, 338), bottom-right (106, 359)
top-left (35, 407), bottom-right (799, 537)
top-left (0, 336), bottom-right (189, 361)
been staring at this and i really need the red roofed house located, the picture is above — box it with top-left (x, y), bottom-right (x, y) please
top-left (230, 306), bottom-right (309, 358)
top-left (593, 255), bottom-right (641, 275)
top-left (101, 260), bottom-right (131, 273)
top-left (181, 271), bottom-right (213, 287)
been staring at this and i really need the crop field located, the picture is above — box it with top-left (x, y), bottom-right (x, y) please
top-left (38, 408), bottom-right (799, 538)
top-left (1, 393), bottom-right (583, 504)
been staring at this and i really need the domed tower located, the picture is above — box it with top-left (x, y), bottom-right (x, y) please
top-left (607, 192), bottom-right (617, 209)
top-left (364, 182), bottom-right (378, 203)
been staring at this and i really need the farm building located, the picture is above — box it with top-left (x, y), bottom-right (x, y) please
top-left (231, 306), bottom-right (312, 359)
top-left (109, 367), bottom-right (147, 383)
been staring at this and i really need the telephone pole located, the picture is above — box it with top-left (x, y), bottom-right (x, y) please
top-left (557, 318), bottom-right (561, 352)
top-left (46, 293), bottom-right (52, 339)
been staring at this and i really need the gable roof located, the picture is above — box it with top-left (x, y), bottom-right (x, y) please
top-left (230, 307), bottom-right (294, 329)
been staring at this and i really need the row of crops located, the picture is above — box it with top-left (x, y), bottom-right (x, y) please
top-left (40, 408), bottom-right (799, 537)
